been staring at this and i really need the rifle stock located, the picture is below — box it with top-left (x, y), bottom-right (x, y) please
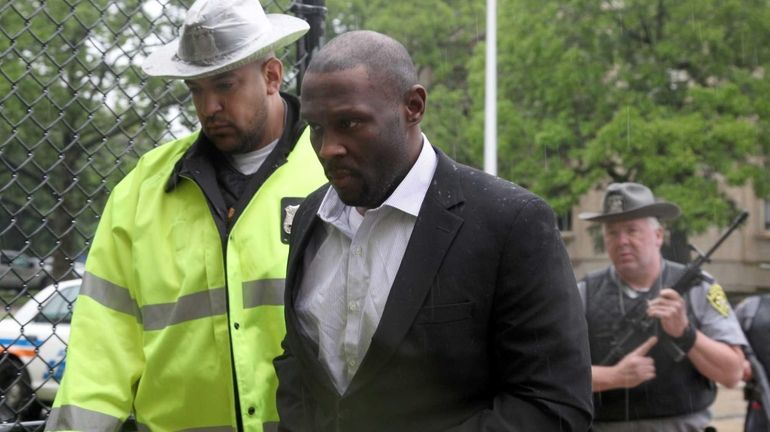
top-left (600, 211), bottom-right (749, 366)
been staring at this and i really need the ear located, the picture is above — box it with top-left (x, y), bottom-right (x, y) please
top-left (654, 226), bottom-right (665, 248)
top-left (262, 57), bottom-right (284, 95)
top-left (403, 85), bottom-right (426, 125)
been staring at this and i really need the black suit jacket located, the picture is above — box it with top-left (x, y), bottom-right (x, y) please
top-left (275, 149), bottom-right (593, 431)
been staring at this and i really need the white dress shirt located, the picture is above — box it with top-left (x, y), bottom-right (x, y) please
top-left (296, 135), bottom-right (438, 394)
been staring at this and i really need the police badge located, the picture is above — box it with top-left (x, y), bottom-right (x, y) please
top-left (280, 197), bottom-right (304, 244)
top-left (606, 193), bottom-right (624, 214)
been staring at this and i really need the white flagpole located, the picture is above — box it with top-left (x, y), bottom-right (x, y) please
top-left (483, 0), bottom-right (497, 176)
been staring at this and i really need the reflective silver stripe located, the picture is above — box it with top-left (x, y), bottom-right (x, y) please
top-left (179, 427), bottom-right (235, 432)
top-left (136, 422), bottom-right (234, 432)
top-left (81, 272), bottom-right (142, 321)
top-left (142, 287), bottom-right (227, 331)
top-left (44, 405), bottom-right (123, 431)
top-left (263, 422), bottom-right (279, 432)
top-left (242, 279), bottom-right (285, 308)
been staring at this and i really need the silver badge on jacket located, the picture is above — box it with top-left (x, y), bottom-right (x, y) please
top-left (280, 197), bottom-right (304, 244)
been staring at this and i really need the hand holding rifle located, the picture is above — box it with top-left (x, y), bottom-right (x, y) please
top-left (647, 289), bottom-right (691, 340)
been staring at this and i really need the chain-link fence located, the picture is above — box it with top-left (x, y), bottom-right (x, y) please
top-left (0, 0), bottom-right (325, 428)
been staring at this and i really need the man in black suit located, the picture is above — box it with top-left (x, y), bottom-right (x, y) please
top-left (274, 30), bottom-right (593, 431)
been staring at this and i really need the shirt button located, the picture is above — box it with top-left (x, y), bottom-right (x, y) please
top-left (348, 301), bottom-right (358, 312)
top-left (234, 322), bottom-right (240, 330)
top-left (347, 359), bottom-right (356, 368)
top-left (247, 406), bottom-right (255, 415)
top-left (352, 247), bottom-right (362, 256)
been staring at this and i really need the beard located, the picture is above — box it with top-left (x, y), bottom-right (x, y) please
top-left (203, 99), bottom-right (270, 155)
top-left (328, 116), bottom-right (414, 209)
top-left (220, 123), bottom-right (266, 155)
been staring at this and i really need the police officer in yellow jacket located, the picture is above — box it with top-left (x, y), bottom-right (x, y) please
top-left (46, 0), bottom-right (326, 430)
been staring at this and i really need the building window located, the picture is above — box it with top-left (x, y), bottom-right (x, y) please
top-left (557, 210), bottom-right (573, 232)
top-left (765, 200), bottom-right (770, 231)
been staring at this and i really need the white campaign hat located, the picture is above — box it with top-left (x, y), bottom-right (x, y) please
top-left (142, 0), bottom-right (309, 79)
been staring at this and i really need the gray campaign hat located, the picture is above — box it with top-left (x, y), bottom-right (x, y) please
top-left (142, 0), bottom-right (309, 79)
top-left (578, 182), bottom-right (681, 223)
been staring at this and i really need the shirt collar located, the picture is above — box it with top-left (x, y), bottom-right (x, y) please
top-left (317, 134), bottom-right (438, 223)
top-left (610, 258), bottom-right (667, 298)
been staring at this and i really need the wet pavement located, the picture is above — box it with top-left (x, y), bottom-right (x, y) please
top-left (711, 384), bottom-right (747, 432)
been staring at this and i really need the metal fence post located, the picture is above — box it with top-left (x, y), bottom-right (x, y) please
top-left (291, 0), bottom-right (327, 93)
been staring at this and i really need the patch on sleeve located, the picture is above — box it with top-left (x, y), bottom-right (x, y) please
top-left (706, 284), bottom-right (730, 317)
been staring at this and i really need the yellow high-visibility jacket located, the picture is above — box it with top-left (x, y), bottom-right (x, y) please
top-left (47, 126), bottom-right (325, 431)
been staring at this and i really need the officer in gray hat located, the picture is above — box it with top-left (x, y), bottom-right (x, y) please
top-left (577, 182), bottom-right (747, 432)
top-left (47, 0), bottom-right (325, 430)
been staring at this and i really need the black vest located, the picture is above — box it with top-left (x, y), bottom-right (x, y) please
top-left (584, 261), bottom-right (716, 421)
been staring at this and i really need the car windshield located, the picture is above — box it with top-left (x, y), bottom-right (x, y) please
top-left (34, 285), bottom-right (79, 324)
top-left (1, 251), bottom-right (32, 267)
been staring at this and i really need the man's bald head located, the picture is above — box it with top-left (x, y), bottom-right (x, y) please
top-left (303, 30), bottom-right (418, 101)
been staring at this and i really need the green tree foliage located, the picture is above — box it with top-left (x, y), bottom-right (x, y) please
top-left (0, 0), bottom-right (194, 279)
top-left (326, 0), bottom-right (770, 237)
top-left (467, 0), bottom-right (770, 234)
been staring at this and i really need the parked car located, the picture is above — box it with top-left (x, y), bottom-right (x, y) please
top-left (0, 279), bottom-right (80, 420)
top-left (72, 255), bottom-right (86, 278)
top-left (0, 250), bottom-right (51, 291)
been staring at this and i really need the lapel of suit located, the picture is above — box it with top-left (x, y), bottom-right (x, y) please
top-left (284, 185), bottom-right (340, 395)
top-left (285, 186), bottom-right (327, 308)
top-left (346, 149), bottom-right (465, 395)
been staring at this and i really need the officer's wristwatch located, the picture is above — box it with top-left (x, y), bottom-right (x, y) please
top-left (671, 321), bottom-right (697, 353)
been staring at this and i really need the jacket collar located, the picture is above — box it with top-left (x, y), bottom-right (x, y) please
top-left (164, 92), bottom-right (304, 192)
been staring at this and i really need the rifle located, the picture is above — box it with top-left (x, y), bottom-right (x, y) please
top-left (744, 344), bottom-right (770, 428)
top-left (600, 210), bottom-right (749, 366)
